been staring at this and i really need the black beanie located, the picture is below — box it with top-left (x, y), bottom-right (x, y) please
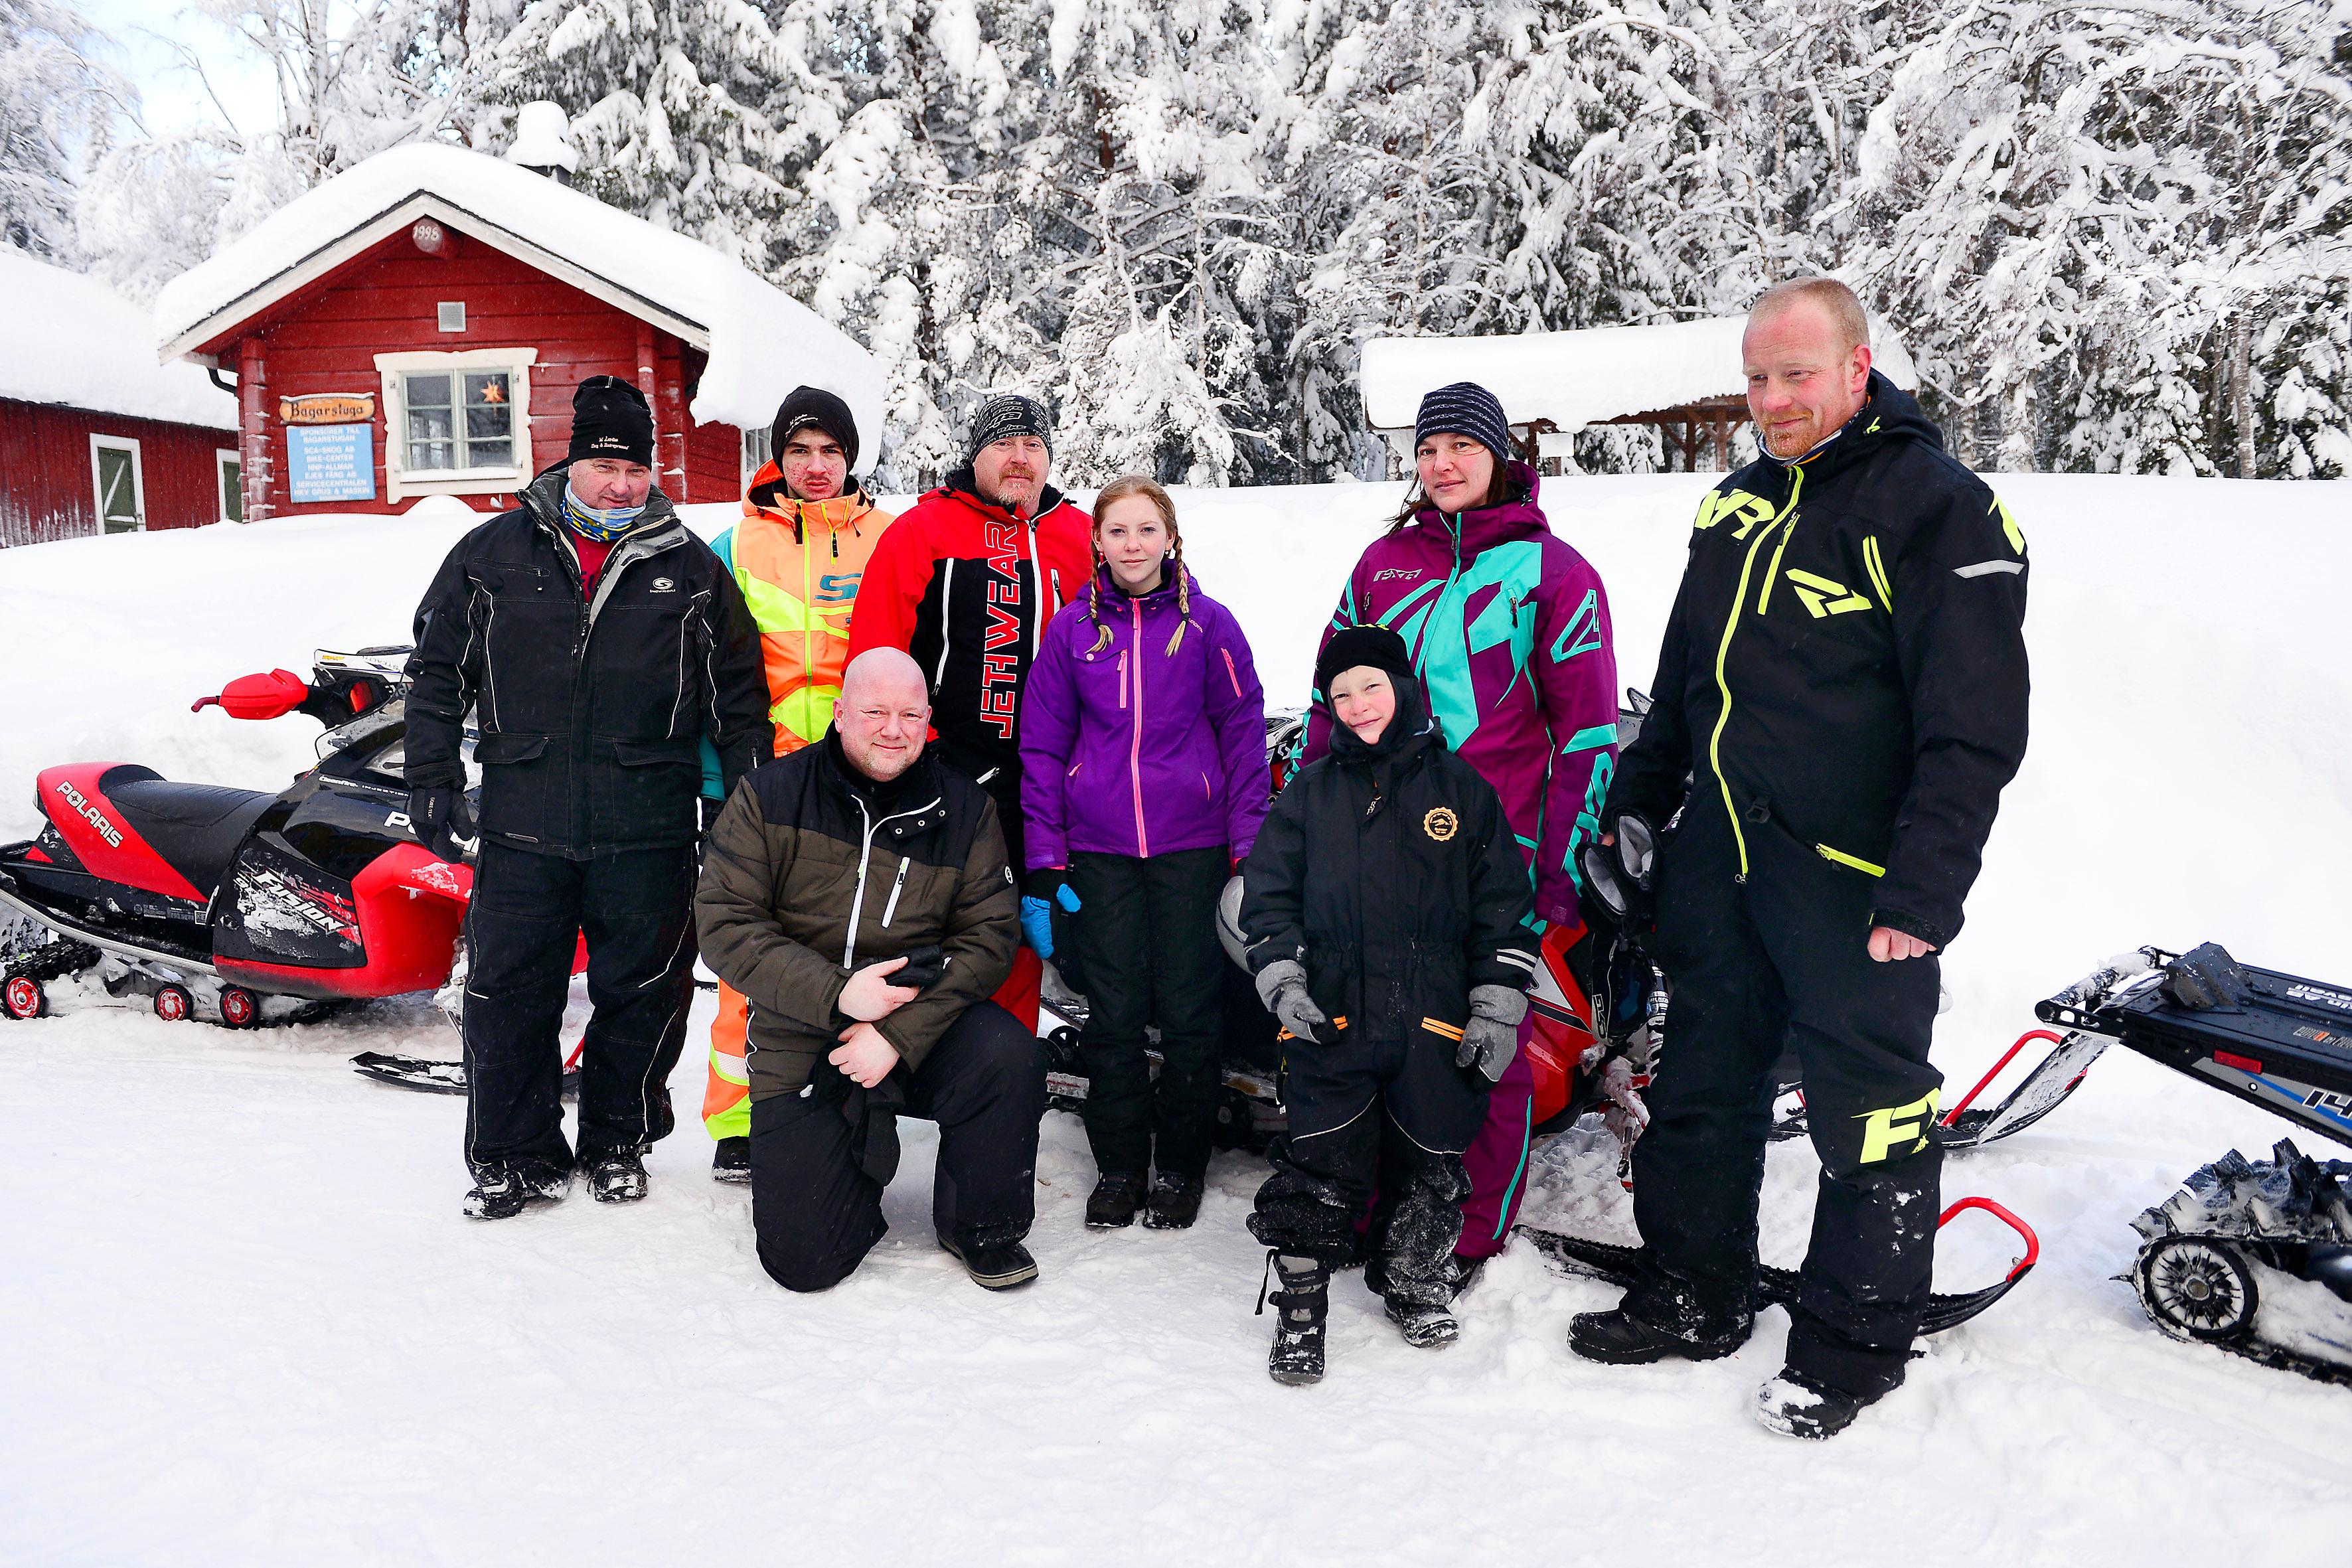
top-left (1415, 380), bottom-right (1513, 461)
top-left (771, 385), bottom-right (859, 473)
top-left (1316, 624), bottom-right (1417, 698)
top-left (568, 374), bottom-right (654, 467)
top-left (965, 393), bottom-right (1052, 466)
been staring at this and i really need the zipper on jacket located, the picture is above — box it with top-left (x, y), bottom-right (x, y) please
top-left (933, 560), bottom-right (955, 686)
top-left (1755, 513), bottom-right (1798, 615)
top-left (1707, 465), bottom-right (1805, 882)
top-left (841, 793), bottom-right (944, 966)
top-left (1222, 647), bottom-right (1243, 698)
top-left (1129, 597), bottom-right (1150, 857)
top-left (880, 854), bottom-right (911, 926)
top-left (1816, 842), bottom-right (1885, 877)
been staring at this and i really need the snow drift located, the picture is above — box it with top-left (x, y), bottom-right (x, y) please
top-left (3, 473), bottom-right (2350, 1565)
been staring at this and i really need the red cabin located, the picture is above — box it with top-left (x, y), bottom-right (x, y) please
top-left (0, 252), bottom-right (242, 548)
top-left (152, 141), bottom-right (884, 524)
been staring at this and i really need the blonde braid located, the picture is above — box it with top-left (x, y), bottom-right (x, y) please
top-left (1087, 541), bottom-right (1113, 656)
top-left (1164, 538), bottom-right (1192, 656)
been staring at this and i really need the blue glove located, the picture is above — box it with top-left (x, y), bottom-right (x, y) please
top-left (1021, 874), bottom-right (1081, 957)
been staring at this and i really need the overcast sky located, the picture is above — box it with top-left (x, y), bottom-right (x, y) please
top-left (80, 1), bottom-right (281, 140)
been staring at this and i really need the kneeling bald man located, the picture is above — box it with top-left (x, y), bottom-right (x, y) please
top-left (696, 647), bottom-right (1047, 1292)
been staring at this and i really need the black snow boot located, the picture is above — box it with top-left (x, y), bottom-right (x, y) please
top-left (939, 1234), bottom-right (1040, 1291)
top-left (463, 1157), bottom-right (571, 1221)
top-left (711, 1136), bottom-right (751, 1185)
top-left (1385, 1296), bottom-right (1459, 1348)
top-left (1142, 1172), bottom-right (1204, 1230)
top-left (1755, 1368), bottom-right (1875, 1440)
top-left (1086, 1171), bottom-right (1148, 1229)
top-left (1567, 1306), bottom-right (1745, 1366)
top-left (585, 1146), bottom-right (650, 1204)
top-left (1259, 1252), bottom-right (1329, 1385)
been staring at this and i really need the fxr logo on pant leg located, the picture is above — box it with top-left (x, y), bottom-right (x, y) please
top-left (1855, 1089), bottom-right (1940, 1164)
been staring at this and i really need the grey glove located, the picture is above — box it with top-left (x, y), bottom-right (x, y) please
top-left (1458, 984), bottom-right (1528, 1083)
top-left (1253, 958), bottom-right (1328, 1042)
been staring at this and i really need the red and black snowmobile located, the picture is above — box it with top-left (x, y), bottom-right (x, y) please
top-left (0, 649), bottom-right (475, 1034)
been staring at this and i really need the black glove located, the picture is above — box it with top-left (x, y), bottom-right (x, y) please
top-left (406, 785), bottom-right (477, 863)
top-left (886, 945), bottom-right (947, 990)
top-left (1578, 811), bottom-right (1658, 931)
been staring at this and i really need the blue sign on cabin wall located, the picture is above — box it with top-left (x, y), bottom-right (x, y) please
top-left (286, 424), bottom-right (376, 504)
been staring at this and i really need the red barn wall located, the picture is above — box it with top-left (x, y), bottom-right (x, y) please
top-left (211, 228), bottom-right (744, 519)
top-left (0, 396), bottom-right (236, 548)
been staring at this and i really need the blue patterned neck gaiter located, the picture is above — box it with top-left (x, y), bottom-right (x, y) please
top-left (562, 483), bottom-right (647, 542)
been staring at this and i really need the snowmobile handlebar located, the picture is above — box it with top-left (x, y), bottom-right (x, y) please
top-left (192, 666), bottom-right (393, 726)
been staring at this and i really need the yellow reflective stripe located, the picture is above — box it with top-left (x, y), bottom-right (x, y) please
top-left (1709, 466), bottom-right (1803, 878)
top-left (1862, 536), bottom-right (1893, 611)
top-left (772, 684), bottom-right (838, 747)
top-left (737, 569), bottom-right (814, 635)
top-left (1815, 842), bottom-right (1885, 877)
top-left (1992, 495), bottom-right (2026, 554)
top-left (1756, 514), bottom-right (1798, 614)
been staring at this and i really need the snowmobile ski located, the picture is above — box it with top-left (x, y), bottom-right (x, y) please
top-left (353, 1049), bottom-right (582, 1100)
top-left (1519, 1195), bottom-right (2039, 1336)
top-left (1770, 1026), bottom-right (2107, 1152)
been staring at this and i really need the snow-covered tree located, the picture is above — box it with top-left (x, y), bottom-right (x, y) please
top-left (0, 0), bottom-right (129, 258)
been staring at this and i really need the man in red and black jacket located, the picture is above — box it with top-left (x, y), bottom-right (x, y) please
top-left (848, 395), bottom-right (1093, 1026)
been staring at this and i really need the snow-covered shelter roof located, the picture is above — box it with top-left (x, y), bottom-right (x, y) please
top-left (0, 251), bottom-right (237, 430)
top-left (153, 143), bottom-right (886, 471)
top-left (1360, 317), bottom-right (1918, 435)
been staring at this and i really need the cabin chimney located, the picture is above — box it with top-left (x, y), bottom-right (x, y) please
top-left (507, 102), bottom-right (580, 187)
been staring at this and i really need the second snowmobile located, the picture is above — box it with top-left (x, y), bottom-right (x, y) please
top-left (0, 649), bottom-right (475, 1029)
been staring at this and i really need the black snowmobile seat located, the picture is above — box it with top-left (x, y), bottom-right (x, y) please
top-left (96, 764), bottom-right (274, 901)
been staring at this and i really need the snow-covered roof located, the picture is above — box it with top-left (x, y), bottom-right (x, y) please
top-left (1360, 317), bottom-right (1918, 434)
top-left (0, 251), bottom-right (238, 430)
top-left (153, 143), bottom-right (886, 472)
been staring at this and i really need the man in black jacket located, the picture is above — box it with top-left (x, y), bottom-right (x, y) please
top-left (404, 376), bottom-right (773, 1219)
top-left (1569, 279), bottom-right (2030, 1437)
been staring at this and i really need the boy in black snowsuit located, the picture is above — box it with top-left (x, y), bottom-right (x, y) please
top-left (1237, 626), bottom-right (1537, 1384)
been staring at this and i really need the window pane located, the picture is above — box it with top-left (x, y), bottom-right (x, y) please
top-left (407, 405), bottom-right (452, 443)
top-left (406, 373), bottom-right (451, 408)
top-left (465, 404), bottom-right (510, 441)
top-left (409, 439), bottom-right (455, 471)
top-left (221, 459), bottom-right (242, 522)
top-left (464, 372), bottom-right (509, 408)
top-left (461, 437), bottom-right (512, 470)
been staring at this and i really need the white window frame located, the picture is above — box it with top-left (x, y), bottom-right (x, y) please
top-left (90, 433), bottom-right (145, 534)
top-left (215, 448), bottom-right (242, 523)
top-left (374, 347), bottom-right (538, 503)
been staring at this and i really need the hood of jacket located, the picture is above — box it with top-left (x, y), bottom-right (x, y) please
top-left (744, 459), bottom-right (880, 534)
top-left (1753, 370), bottom-right (1941, 495)
top-left (1409, 460), bottom-right (1552, 556)
top-left (1326, 669), bottom-right (1442, 772)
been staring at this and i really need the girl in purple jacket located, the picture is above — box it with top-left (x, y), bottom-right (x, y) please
top-left (1020, 476), bottom-right (1268, 1231)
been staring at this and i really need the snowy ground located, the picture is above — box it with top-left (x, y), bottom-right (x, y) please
top-left (5, 475), bottom-right (2351, 1565)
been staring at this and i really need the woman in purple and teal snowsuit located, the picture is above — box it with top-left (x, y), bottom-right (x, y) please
top-left (1300, 382), bottom-right (1620, 1269)
top-left (1021, 475), bottom-right (1269, 1232)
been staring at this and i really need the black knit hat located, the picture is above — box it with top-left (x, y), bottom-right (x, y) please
top-left (1415, 380), bottom-right (1512, 461)
top-left (965, 393), bottom-right (1052, 466)
top-left (1316, 624), bottom-right (1417, 698)
top-left (568, 374), bottom-right (654, 467)
top-left (771, 385), bottom-right (859, 473)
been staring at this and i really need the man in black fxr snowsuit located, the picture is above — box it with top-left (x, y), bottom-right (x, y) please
top-left (1240, 627), bottom-right (1537, 1381)
top-left (1573, 279), bottom-right (2029, 1437)
top-left (404, 376), bottom-right (772, 1219)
